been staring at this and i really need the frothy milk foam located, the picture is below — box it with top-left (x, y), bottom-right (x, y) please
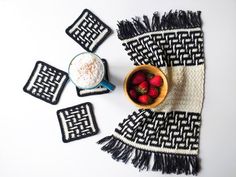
top-left (69, 53), bottom-right (104, 88)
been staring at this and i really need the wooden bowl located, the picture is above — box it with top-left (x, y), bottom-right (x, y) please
top-left (123, 64), bottom-right (168, 109)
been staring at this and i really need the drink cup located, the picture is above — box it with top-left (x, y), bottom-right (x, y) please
top-left (68, 52), bottom-right (115, 91)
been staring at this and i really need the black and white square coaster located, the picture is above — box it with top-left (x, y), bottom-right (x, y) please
top-left (57, 102), bottom-right (99, 143)
top-left (23, 61), bottom-right (69, 105)
top-left (76, 59), bottom-right (110, 97)
top-left (65, 9), bottom-right (112, 52)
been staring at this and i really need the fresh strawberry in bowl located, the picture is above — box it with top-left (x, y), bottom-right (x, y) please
top-left (129, 88), bottom-right (137, 100)
top-left (148, 86), bottom-right (159, 99)
top-left (124, 65), bottom-right (168, 109)
top-left (136, 81), bottom-right (149, 94)
top-left (131, 71), bottom-right (146, 85)
top-left (149, 75), bottom-right (163, 87)
top-left (138, 95), bottom-right (153, 105)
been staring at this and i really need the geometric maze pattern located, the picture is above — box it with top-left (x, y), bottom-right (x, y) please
top-left (122, 30), bottom-right (204, 67)
top-left (66, 9), bottom-right (112, 52)
top-left (115, 109), bottom-right (201, 151)
top-left (57, 102), bottom-right (99, 143)
top-left (23, 61), bottom-right (69, 105)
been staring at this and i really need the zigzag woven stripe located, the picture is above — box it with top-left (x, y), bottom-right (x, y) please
top-left (114, 109), bottom-right (201, 155)
top-left (122, 28), bottom-right (204, 67)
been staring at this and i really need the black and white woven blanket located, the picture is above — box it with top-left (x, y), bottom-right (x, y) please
top-left (98, 10), bottom-right (205, 175)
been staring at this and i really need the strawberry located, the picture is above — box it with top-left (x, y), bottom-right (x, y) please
top-left (136, 81), bottom-right (149, 94)
top-left (129, 89), bottom-right (137, 100)
top-left (149, 75), bottom-right (163, 87)
top-left (138, 95), bottom-right (153, 104)
top-left (131, 71), bottom-right (146, 85)
top-left (148, 86), bottom-right (159, 98)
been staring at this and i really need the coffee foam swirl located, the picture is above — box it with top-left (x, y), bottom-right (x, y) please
top-left (69, 53), bottom-right (104, 88)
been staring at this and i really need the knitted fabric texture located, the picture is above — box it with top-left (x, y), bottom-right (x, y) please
top-left (98, 10), bottom-right (205, 175)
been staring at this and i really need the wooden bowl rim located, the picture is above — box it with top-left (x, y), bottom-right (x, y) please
top-left (123, 64), bottom-right (168, 109)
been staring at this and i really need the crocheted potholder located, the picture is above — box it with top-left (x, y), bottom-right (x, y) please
top-left (98, 10), bottom-right (205, 175)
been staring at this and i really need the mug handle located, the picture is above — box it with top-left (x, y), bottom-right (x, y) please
top-left (100, 79), bottom-right (116, 91)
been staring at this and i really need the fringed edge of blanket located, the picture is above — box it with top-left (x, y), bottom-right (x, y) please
top-left (98, 135), bottom-right (200, 175)
top-left (117, 10), bottom-right (202, 40)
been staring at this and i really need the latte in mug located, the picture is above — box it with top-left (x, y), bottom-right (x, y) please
top-left (68, 52), bottom-right (115, 90)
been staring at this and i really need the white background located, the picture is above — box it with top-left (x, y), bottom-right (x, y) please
top-left (0, 0), bottom-right (236, 177)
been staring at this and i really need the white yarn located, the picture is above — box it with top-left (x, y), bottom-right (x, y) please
top-left (153, 65), bottom-right (205, 113)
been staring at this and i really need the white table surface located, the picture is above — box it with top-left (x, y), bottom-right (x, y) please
top-left (1, 0), bottom-right (236, 177)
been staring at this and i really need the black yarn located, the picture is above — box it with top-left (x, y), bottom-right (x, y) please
top-left (117, 10), bottom-right (202, 40)
top-left (97, 135), bottom-right (113, 144)
top-left (98, 135), bottom-right (200, 175)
